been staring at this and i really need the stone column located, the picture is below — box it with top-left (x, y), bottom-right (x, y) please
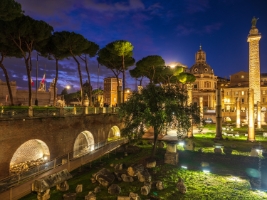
top-left (248, 89), bottom-right (255, 141)
top-left (187, 84), bottom-right (193, 138)
top-left (210, 94), bottom-right (214, 110)
top-left (236, 98), bottom-right (241, 128)
top-left (247, 20), bottom-right (261, 104)
top-left (215, 89), bottom-right (222, 140)
top-left (199, 97), bottom-right (203, 126)
top-left (257, 101), bottom-right (261, 129)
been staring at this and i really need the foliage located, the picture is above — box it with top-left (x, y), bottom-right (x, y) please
top-left (119, 84), bottom-right (200, 156)
top-left (134, 55), bottom-right (165, 83)
top-left (0, 0), bottom-right (23, 21)
top-left (52, 31), bottom-right (90, 104)
top-left (0, 15), bottom-right (53, 106)
top-left (97, 41), bottom-right (135, 104)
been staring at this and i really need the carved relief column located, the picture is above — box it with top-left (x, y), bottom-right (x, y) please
top-left (248, 89), bottom-right (255, 141)
top-left (247, 18), bottom-right (261, 104)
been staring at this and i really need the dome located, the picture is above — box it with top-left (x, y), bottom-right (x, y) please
top-left (189, 45), bottom-right (214, 75)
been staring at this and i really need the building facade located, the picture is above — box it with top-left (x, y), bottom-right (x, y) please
top-left (188, 46), bottom-right (217, 111)
top-left (0, 79), bottom-right (56, 106)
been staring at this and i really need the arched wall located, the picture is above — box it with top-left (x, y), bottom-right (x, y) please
top-left (73, 130), bottom-right (95, 158)
top-left (108, 126), bottom-right (121, 138)
top-left (0, 114), bottom-right (123, 179)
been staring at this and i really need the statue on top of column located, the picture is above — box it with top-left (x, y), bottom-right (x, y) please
top-left (251, 16), bottom-right (259, 28)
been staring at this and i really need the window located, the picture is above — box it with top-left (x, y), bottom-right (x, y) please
top-left (263, 98), bottom-right (266, 103)
top-left (204, 81), bottom-right (211, 88)
top-left (235, 91), bottom-right (238, 96)
top-left (241, 91), bottom-right (244, 95)
top-left (241, 75), bottom-right (244, 78)
top-left (194, 68), bottom-right (198, 72)
top-left (241, 98), bottom-right (244, 104)
top-left (194, 84), bottom-right (198, 89)
top-left (263, 90), bottom-right (266, 95)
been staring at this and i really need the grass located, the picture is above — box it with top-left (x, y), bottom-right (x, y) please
top-left (20, 143), bottom-right (267, 200)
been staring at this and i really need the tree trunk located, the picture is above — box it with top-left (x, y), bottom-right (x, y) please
top-left (53, 59), bottom-right (59, 106)
top-left (0, 62), bottom-right (14, 106)
top-left (122, 55), bottom-right (125, 103)
top-left (25, 58), bottom-right (32, 106)
top-left (84, 56), bottom-right (93, 107)
top-left (152, 127), bottom-right (159, 157)
top-left (72, 55), bottom-right (83, 105)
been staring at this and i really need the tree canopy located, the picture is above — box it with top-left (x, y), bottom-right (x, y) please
top-left (0, 15), bottom-right (53, 106)
top-left (98, 41), bottom-right (135, 104)
top-left (0, 0), bottom-right (23, 21)
top-left (134, 55), bottom-right (165, 83)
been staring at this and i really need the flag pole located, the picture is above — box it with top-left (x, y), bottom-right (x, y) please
top-left (35, 53), bottom-right (39, 106)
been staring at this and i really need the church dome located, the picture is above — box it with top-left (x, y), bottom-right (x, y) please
top-left (189, 45), bottom-right (214, 75)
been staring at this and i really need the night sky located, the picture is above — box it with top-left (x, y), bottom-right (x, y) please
top-left (2, 0), bottom-right (267, 93)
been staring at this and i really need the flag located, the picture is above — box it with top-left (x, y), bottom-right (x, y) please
top-left (41, 73), bottom-right (46, 83)
top-left (31, 79), bottom-right (34, 86)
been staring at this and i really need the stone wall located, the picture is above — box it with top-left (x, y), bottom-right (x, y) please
top-left (0, 114), bottom-right (123, 178)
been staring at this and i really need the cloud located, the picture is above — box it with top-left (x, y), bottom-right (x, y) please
top-left (176, 22), bottom-right (222, 36)
top-left (184, 0), bottom-right (210, 14)
top-left (82, 0), bottom-right (145, 12)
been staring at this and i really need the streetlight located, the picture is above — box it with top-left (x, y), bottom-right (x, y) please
top-left (62, 85), bottom-right (71, 107)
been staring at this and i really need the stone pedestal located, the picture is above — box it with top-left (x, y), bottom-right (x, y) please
top-left (164, 142), bottom-right (178, 165)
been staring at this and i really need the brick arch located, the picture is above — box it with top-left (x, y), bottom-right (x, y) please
top-left (73, 130), bottom-right (95, 158)
top-left (108, 125), bottom-right (121, 139)
top-left (10, 139), bottom-right (50, 173)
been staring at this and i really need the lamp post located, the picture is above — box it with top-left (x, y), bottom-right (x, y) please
top-left (63, 85), bottom-right (70, 106)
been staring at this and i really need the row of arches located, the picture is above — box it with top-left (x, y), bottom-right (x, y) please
top-left (10, 126), bottom-right (121, 174)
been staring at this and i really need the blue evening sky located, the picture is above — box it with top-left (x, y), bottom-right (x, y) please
top-left (3, 0), bottom-right (267, 93)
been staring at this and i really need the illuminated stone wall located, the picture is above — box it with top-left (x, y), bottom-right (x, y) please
top-left (0, 114), bottom-right (123, 179)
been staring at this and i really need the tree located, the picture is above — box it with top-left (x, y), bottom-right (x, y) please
top-left (0, 0), bottom-right (23, 106)
top-left (129, 67), bottom-right (144, 89)
top-left (0, 0), bottom-right (23, 21)
top-left (106, 40), bottom-right (134, 103)
top-left (0, 16), bottom-right (53, 106)
top-left (97, 45), bottom-right (135, 105)
top-left (0, 40), bottom-right (22, 105)
top-left (37, 33), bottom-right (71, 106)
top-left (79, 40), bottom-right (99, 106)
top-left (119, 84), bottom-right (200, 157)
top-left (134, 55), bottom-right (165, 84)
top-left (52, 31), bottom-right (90, 105)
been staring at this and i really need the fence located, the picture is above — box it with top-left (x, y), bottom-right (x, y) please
top-left (0, 106), bottom-right (120, 119)
top-left (0, 138), bottom-right (128, 195)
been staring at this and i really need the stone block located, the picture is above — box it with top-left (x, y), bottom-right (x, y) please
top-left (164, 152), bottom-right (178, 165)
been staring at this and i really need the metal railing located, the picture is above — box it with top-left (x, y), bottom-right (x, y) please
top-left (0, 106), bottom-right (119, 119)
top-left (0, 138), bottom-right (128, 193)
